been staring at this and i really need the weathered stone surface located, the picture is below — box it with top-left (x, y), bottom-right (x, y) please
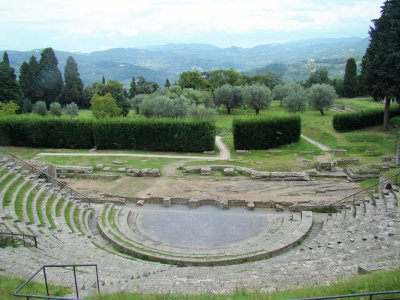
top-left (163, 197), bottom-right (171, 207)
top-left (117, 168), bottom-right (127, 172)
top-left (201, 167), bottom-right (212, 176)
top-left (317, 160), bottom-right (336, 172)
top-left (332, 149), bottom-right (348, 156)
top-left (56, 165), bottom-right (93, 174)
top-left (96, 163), bottom-right (104, 170)
top-left (236, 150), bottom-right (249, 154)
top-left (103, 166), bottom-right (111, 171)
top-left (223, 168), bottom-right (235, 176)
top-left (137, 200), bottom-right (145, 206)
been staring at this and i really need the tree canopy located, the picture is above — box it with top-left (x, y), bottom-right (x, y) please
top-left (62, 56), bottom-right (84, 106)
top-left (361, 0), bottom-right (400, 129)
top-left (0, 52), bottom-right (22, 106)
top-left (343, 58), bottom-right (358, 98)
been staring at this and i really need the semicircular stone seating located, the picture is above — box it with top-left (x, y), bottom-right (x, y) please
top-left (98, 203), bottom-right (313, 266)
top-left (0, 153), bottom-right (399, 297)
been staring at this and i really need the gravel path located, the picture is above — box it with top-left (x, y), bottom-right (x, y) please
top-left (37, 136), bottom-right (231, 161)
top-left (301, 134), bottom-right (332, 151)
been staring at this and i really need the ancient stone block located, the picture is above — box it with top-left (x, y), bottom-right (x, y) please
top-left (223, 168), bottom-right (235, 176)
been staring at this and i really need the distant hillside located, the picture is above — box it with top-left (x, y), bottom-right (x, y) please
top-left (2, 37), bottom-right (368, 85)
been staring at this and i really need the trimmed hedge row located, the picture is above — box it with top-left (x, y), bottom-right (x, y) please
top-left (93, 118), bottom-right (215, 152)
top-left (333, 107), bottom-right (400, 132)
top-left (0, 116), bottom-right (93, 148)
top-left (0, 116), bottom-right (215, 152)
top-left (233, 115), bottom-right (301, 150)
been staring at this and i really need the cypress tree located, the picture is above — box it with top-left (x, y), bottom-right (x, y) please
top-left (129, 76), bottom-right (137, 98)
top-left (62, 56), bottom-right (84, 106)
top-left (164, 78), bottom-right (171, 88)
top-left (361, 0), bottom-right (400, 130)
top-left (38, 47), bottom-right (64, 105)
top-left (19, 56), bottom-right (41, 102)
top-left (0, 52), bottom-right (22, 106)
top-left (343, 58), bottom-right (358, 98)
top-left (2, 52), bottom-right (10, 66)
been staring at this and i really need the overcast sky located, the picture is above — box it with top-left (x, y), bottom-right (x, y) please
top-left (0, 0), bottom-right (383, 52)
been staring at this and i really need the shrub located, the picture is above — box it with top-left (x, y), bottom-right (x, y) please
top-left (49, 102), bottom-right (62, 116)
top-left (92, 118), bottom-right (215, 152)
top-left (22, 99), bottom-right (32, 113)
top-left (33, 101), bottom-right (47, 116)
top-left (0, 115), bottom-right (93, 148)
top-left (0, 101), bottom-right (19, 116)
top-left (333, 107), bottom-right (400, 131)
top-left (91, 93), bottom-right (122, 119)
top-left (233, 115), bottom-right (301, 150)
top-left (65, 102), bottom-right (79, 117)
top-left (140, 95), bottom-right (191, 118)
top-left (188, 105), bottom-right (217, 121)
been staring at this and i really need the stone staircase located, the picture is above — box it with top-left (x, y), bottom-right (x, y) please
top-left (0, 153), bottom-right (399, 296)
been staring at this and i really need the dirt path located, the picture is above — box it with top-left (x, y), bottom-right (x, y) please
top-left (37, 136), bottom-right (231, 161)
top-left (301, 134), bottom-right (332, 151)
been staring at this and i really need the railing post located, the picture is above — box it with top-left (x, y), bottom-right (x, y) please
top-left (95, 264), bottom-right (100, 293)
top-left (43, 267), bottom-right (49, 296)
top-left (73, 266), bottom-right (79, 299)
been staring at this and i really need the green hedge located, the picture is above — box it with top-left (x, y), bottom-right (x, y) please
top-left (233, 115), bottom-right (301, 150)
top-left (0, 116), bottom-right (94, 148)
top-left (92, 118), bottom-right (215, 152)
top-left (0, 116), bottom-right (216, 152)
top-left (333, 106), bottom-right (400, 132)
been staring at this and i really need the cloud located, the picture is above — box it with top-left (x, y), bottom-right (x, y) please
top-left (0, 0), bottom-right (383, 51)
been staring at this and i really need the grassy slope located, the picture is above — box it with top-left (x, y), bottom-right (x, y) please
top-left (0, 275), bottom-right (70, 300)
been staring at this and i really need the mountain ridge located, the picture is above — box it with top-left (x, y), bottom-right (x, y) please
top-left (2, 37), bottom-right (369, 86)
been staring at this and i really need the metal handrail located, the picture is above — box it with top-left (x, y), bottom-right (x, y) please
top-left (297, 289), bottom-right (400, 299)
top-left (14, 264), bottom-right (100, 300)
top-left (0, 147), bottom-right (92, 206)
top-left (320, 172), bottom-right (400, 207)
top-left (0, 230), bottom-right (38, 248)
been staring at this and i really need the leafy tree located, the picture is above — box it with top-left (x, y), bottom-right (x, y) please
top-left (19, 56), bottom-right (41, 102)
top-left (83, 82), bottom-right (98, 108)
top-left (2, 52), bottom-right (10, 66)
top-left (361, 0), bottom-right (400, 130)
top-left (244, 72), bottom-right (283, 89)
top-left (244, 84), bottom-right (272, 114)
top-left (91, 93), bottom-right (121, 119)
top-left (343, 58), bottom-right (358, 98)
top-left (33, 101), bottom-right (48, 116)
top-left (182, 88), bottom-right (214, 107)
top-left (62, 56), bottom-right (84, 106)
top-left (214, 84), bottom-right (234, 114)
top-left (129, 76), bottom-right (137, 98)
top-left (37, 48), bottom-right (64, 105)
top-left (232, 86), bottom-right (245, 109)
top-left (207, 69), bottom-right (244, 90)
top-left (305, 68), bottom-right (330, 87)
top-left (49, 102), bottom-right (62, 116)
top-left (65, 102), bottom-right (79, 117)
top-left (22, 99), bottom-right (32, 113)
top-left (273, 84), bottom-right (288, 105)
top-left (178, 71), bottom-right (209, 90)
top-left (136, 76), bottom-right (159, 94)
top-left (283, 86), bottom-right (308, 113)
top-left (94, 80), bottom-right (130, 116)
top-left (0, 101), bottom-right (19, 116)
top-left (332, 78), bottom-right (345, 97)
top-left (309, 84), bottom-right (337, 115)
top-left (129, 94), bottom-right (147, 114)
top-left (0, 52), bottom-right (22, 106)
top-left (164, 78), bottom-right (171, 88)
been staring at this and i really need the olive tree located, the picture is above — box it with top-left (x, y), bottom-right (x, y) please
top-left (244, 84), bottom-right (272, 115)
top-left (283, 86), bottom-right (308, 113)
top-left (309, 84), bottom-right (337, 115)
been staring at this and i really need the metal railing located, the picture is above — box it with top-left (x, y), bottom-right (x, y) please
top-left (0, 230), bottom-right (38, 248)
top-left (14, 264), bottom-right (100, 300)
top-left (0, 147), bottom-right (92, 206)
top-left (320, 172), bottom-right (400, 208)
top-left (297, 290), bottom-right (400, 299)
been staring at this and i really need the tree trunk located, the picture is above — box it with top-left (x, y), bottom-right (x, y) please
top-left (256, 109), bottom-right (260, 115)
top-left (227, 106), bottom-right (231, 115)
top-left (319, 109), bottom-right (324, 115)
top-left (383, 98), bottom-right (390, 130)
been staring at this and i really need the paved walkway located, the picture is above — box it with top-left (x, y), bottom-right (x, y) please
top-left (37, 136), bottom-right (231, 161)
top-left (301, 135), bottom-right (332, 151)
